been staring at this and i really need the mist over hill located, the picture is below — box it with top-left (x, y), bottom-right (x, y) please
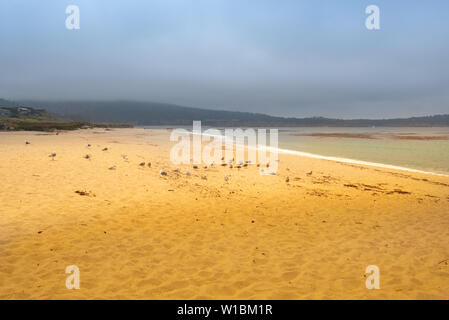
top-left (7, 99), bottom-right (449, 127)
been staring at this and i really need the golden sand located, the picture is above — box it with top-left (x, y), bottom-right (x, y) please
top-left (0, 128), bottom-right (448, 299)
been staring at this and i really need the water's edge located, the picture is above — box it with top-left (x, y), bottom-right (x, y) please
top-left (189, 131), bottom-right (449, 178)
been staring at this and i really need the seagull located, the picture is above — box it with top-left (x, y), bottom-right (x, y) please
top-left (121, 154), bottom-right (128, 161)
top-left (307, 171), bottom-right (313, 176)
top-left (285, 176), bottom-right (290, 183)
top-left (147, 162), bottom-right (151, 168)
top-left (139, 162), bottom-right (146, 167)
top-left (49, 152), bottom-right (56, 160)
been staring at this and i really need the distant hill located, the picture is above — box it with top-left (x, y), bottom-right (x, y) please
top-left (0, 100), bottom-right (130, 131)
top-left (10, 99), bottom-right (449, 127)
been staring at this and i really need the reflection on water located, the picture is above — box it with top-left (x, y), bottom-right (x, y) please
top-left (279, 127), bottom-right (449, 174)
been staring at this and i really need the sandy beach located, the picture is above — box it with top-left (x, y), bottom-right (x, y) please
top-left (1, 128), bottom-right (449, 300)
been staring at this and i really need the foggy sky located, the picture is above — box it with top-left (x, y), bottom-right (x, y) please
top-left (1, 0), bottom-right (448, 118)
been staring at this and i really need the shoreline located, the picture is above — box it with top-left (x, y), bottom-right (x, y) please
top-left (195, 131), bottom-right (449, 178)
top-left (274, 147), bottom-right (449, 178)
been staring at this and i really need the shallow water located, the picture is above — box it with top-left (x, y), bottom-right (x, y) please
top-left (278, 127), bottom-right (449, 174)
top-left (144, 126), bottom-right (449, 175)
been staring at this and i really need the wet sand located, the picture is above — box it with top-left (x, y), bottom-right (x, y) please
top-left (1, 128), bottom-right (449, 299)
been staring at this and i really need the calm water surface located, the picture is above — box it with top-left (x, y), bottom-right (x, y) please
top-left (278, 127), bottom-right (449, 174)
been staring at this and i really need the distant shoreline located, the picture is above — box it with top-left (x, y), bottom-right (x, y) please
top-left (6, 99), bottom-right (449, 127)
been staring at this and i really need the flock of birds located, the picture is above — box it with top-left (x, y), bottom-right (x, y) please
top-left (25, 140), bottom-right (309, 183)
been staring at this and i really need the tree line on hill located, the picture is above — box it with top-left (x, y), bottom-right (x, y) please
top-left (2, 98), bottom-right (449, 127)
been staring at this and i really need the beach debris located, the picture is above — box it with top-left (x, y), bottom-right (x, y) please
top-left (221, 157), bottom-right (225, 161)
top-left (221, 163), bottom-right (227, 167)
top-left (243, 163), bottom-right (248, 168)
top-left (108, 166), bottom-right (116, 170)
top-left (266, 163), bottom-right (270, 168)
top-left (139, 162), bottom-right (146, 167)
top-left (102, 147), bottom-right (108, 151)
top-left (37, 230), bottom-right (43, 234)
top-left (257, 164), bottom-right (260, 167)
top-left (75, 190), bottom-right (95, 197)
top-left (224, 175), bottom-right (229, 182)
top-left (25, 141), bottom-right (30, 145)
top-left (285, 176), bottom-right (290, 183)
top-left (87, 144), bottom-right (91, 147)
top-left (236, 165), bottom-right (241, 169)
top-left (186, 170), bottom-right (191, 176)
top-left (160, 170), bottom-right (168, 176)
top-left (193, 165), bottom-right (198, 169)
top-left (49, 152), bottom-right (56, 160)
top-left (307, 171), bottom-right (313, 176)
top-left (121, 154), bottom-right (128, 160)
top-left (84, 154), bottom-right (91, 160)
top-left (147, 162), bottom-right (151, 168)
top-left (201, 175), bottom-right (208, 180)
top-left (229, 164), bottom-right (233, 169)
